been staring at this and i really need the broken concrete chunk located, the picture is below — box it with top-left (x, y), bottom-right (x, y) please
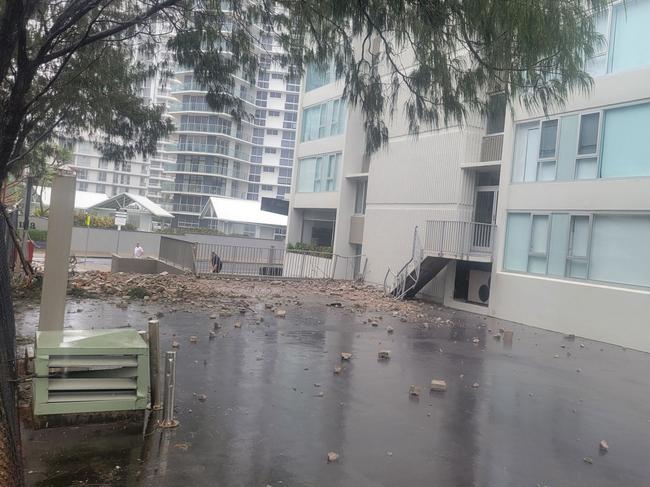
top-left (472, 382), bottom-right (480, 388)
top-left (172, 340), bottom-right (180, 348)
top-left (189, 336), bottom-right (198, 343)
top-left (196, 394), bottom-right (207, 402)
top-left (209, 314), bottom-right (217, 319)
top-left (599, 440), bottom-right (609, 452)
top-left (583, 457), bottom-right (593, 465)
top-left (234, 322), bottom-right (241, 328)
top-left (472, 337), bottom-right (480, 344)
top-left (209, 331), bottom-right (216, 340)
top-left (327, 452), bottom-right (339, 463)
top-left (386, 326), bottom-right (394, 334)
top-left (275, 309), bottom-right (287, 318)
top-left (430, 379), bottom-right (447, 392)
top-left (341, 352), bottom-right (352, 361)
top-left (333, 366), bottom-right (342, 374)
top-left (377, 350), bottom-right (390, 360)
top-left (409, 385), bottom-right (421, 396)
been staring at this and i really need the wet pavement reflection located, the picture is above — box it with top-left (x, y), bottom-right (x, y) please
top-left (17, 297), bottom-right (650, 487)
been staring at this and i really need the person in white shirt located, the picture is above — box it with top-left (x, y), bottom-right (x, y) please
top-left (134, 243), bottom-right (144, 258)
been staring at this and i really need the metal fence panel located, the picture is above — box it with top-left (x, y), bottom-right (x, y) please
top-left (159, 236), bottom-right (196, 273)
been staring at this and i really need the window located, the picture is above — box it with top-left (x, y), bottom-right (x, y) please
top-left (264, 147), bottom-right (277, 154)
top-left (76, 169), bottom-right (88, 179)
top-left (609, 0), bottom-right (650, 74)
top-left (528, 215), bottom-right (549, 274)
top-left (96, 184), bottom-right (106, 194)
top-left (485, 93), bottom-right (506, 135)
top-left (271, 74), bottom-right (284, 80)
top-left (504, 212), bottom-right (650, 288)
top-left (98, 171), bottom-right (107, 182)
top-left (269, 92), bottom-right (281, 98)
top-left (301, 98), bottom-right (346, 142)
top-left (261, 184), bottom-right (273, 191)
top-left (75, 155), bottom-right (92, 167)
top-left (269, 110), bottom-right (280, 116)
top-left (112, 173), bottom-right (119, 183)
top-left (78, 182), bottom-right (88, 191)
top-left (99, 159), bottom-right (109, 169)
top-left (266, 129), bottom-right (278, 135)
top-left (263, 166), bottom-right (275, 173)
top-left (243, 224), bottom-right (256, 237)
top-left (274, 227), bottom-right (286, 241)
top-left (305, 62), bottom-right (335, 91)
top-left (575, 113), bottom-right (600, 179)
top-left (354, 181), bottom-right (367, 214)
top-left (537, 120), bottom-right (558, 181)
top-left (297, 152), bottom-right (341, 192)
top-left (600, 103), bottom-right (650, 178)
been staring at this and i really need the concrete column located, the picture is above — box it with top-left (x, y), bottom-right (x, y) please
top-left (39, 173), bottom-right (76, 332)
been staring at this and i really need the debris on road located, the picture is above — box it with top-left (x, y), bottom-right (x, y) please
top-left (275, 309), bottom-right (287, 318)
top-left (430, 379), bottom-right (447, 392)
top-left (386, 326), bottom-right (394, 334)
top-left (234, 322), bottom-right (241, 328)
top-left (409, 385), bottom-right (421, 396)
top-left (172, 340), bottom-right (180, 348)
top-left (378, 350), bottom-right (390, 360)
top-left (189, 336), bottom-right (198, 343)
top-left (341, 352), bottom-right (352, 361)
top-left (333, 366), bottom-right (342, 374)
top-left (327, 452), bottom-right (339, 463)
top-left (599, 440), bottom-right (609, 452)
top-left (472, 382), bottom-right (480, 388)
top-left (583, 457), bottom-right (593, 465)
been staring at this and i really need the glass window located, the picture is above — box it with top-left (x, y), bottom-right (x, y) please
top-left (528, 215), bottom-right (549, 274)
top-left (566, 216), bottom-right (591, 278)
top-left (578, 113), bottom-right (600, 155)
top-left (305, 62), bottom-right (335, 91)
top-left (589, 214), bottom-right (650, 287)
top-left (547, 214), bottom-right (570, 276)
top-left (504, 213), bottom-right (531, 272)
top-left (601, 103), bottom-right (650, 178)
top-left (296, 152), bottom-right (341, 193)
top-left (539, 120), bottom-right (558, 158)
top-left (610, 0), bottom-right (650, 73)
top-left (485, 93), bottom-right (506, 134)
top-left (354, 181), bottom-right (367, 214)
top-left (301, 99), bottom-right (346, 142)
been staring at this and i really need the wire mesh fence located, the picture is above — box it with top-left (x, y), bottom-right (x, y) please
top-left (0, 212), bottom-right (24, 486)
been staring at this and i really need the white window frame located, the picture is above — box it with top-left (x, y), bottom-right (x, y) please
top-left (536, 119), bottom-right (560, 181)
top-left (527, 213), bottom-right (551, 274)
top-left (565, 214), bottom-right (593, 279)
top-left (574, 110), bottom-right (604, 179)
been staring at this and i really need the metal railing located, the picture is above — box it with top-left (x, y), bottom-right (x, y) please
top-left (383, 226), bottom-right (423, 299)
top-left (161, 202), bottom-right (203, 214)
top-left (424, 220), bottom-right (495, 259)
top-left (163, 163), bottom-right (247, 180)
top-left (480, 134), bottom-right (504, 162)
top-left (161, 182), bottom-right (228, 196)
top-left (192, 241), bottom-right (365, 280)
top-left (159, 236), bottom-right (197, 273)
top-left (178, 122), bottom-right (253, 142)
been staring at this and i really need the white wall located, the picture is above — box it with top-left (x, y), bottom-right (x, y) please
top-left (491, 62), bottom-right (650, 351)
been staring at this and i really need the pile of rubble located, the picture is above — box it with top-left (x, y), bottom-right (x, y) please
top-left (62, 271), bottom-right (452, 323)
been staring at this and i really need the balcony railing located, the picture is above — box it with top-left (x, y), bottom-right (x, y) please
top-left (162, 202), bottom-right (203, 214)
top-left (424, 220), bottom-right (496, 261)
top-left (168, 142), bottom-right (251, 161)
top-left (163, 163), bottom-right (247, 180)
top-left (178, 122), bottom-right (252, 142)
top-left (161, 182), bottom-right (228, 196)
top-left (479, 134), bottom-right (504, 162)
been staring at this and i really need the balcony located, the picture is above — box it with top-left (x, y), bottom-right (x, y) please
top-left (479, 134), bottom-right (503, 162)
top-left (167, 142), bottom-right (251, 162)
top-left (177, 122), bottom-right (252, 142)
top-left (424, 220), bottom-right (495, 262)
top-left (163, 163), bottom-right (247, 180)
top-left (161, 182), bottom-right (228, 197)
top-left (161, 202), bottom-right (203, 214)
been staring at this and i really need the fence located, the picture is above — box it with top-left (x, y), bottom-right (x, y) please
top-left (0, 213), bottom-right (23, 485)
top-left (424, 220), bottom-right (495, 260)
top-left (159, 236), bottom-right (196, 273)
top-left (159, 237), bottom-right (367, 280)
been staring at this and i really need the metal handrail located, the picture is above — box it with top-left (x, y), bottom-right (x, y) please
top-left (383, 226), bottom-right (422, 299)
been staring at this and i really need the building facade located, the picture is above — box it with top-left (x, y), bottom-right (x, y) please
top-left (288, 0), bottom-right (650, 350)
top-left (68, 19), bottom-right (298, 237)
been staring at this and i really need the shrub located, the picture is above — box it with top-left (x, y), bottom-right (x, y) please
top-left (28, 229), bottom-right (47, 242)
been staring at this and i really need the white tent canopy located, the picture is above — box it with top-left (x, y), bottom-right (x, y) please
top-left (35, 186), bottom-right (108, 210)
top-left (87, 192), bottom-right (173, 219)
top-left (201, 197), bottom-right (288, 226)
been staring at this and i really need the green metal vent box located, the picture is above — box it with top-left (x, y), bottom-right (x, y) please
top-left (34, 329), bottom-right (150, 416)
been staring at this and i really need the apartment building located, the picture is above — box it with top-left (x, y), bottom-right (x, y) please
top-left (288, 0), bottom-right (650, 350)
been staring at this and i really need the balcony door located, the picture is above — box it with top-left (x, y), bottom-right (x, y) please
top-left (473, 185), bottom-right (498, 250)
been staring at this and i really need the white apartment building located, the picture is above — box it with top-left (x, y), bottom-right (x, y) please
top-left (288, 0), bottom-right (650, 351)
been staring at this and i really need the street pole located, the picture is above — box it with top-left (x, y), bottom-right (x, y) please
top-left (159, 351), bottom-right (179, 428)
top-left (115, 225), bottom-right (121, 255)
top-left (84, 214), bottom-right (90, 263)
top-left (148, 319), bottom-right (162, 411)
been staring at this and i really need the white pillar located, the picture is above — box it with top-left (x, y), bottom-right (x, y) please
top-left (39, 173), bottom-right (76, 332)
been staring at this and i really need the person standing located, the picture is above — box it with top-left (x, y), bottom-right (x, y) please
top-left (134, 242), bottom-right (144, 258)
top-left (211, 251), bottom-right (223, 273)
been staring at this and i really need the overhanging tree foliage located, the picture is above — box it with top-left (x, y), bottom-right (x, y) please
top-left (0, 0), bottom-right (608, 183)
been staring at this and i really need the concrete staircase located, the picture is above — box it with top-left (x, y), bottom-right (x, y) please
top-left (401, 256), bottom-right (449, 299)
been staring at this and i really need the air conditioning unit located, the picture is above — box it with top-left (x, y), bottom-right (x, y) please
top-left (468, 270), bottom-right (491, 304)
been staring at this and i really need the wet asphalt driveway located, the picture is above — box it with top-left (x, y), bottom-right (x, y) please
top-left (18, 295), bottom-right (650, 487)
